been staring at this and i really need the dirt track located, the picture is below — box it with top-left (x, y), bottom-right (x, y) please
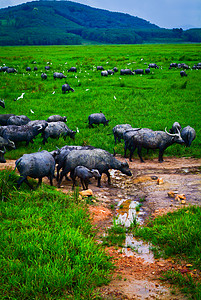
top-left (1, 156), bottom-right (201, 299)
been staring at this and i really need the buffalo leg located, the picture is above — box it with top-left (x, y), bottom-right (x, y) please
top-left (158, 150), bottom-right (164, 163)
top-left (137, 146), bottom-right (144, 163)
top-left (36, 178), bottom-right (42, 188)
top-left (129, 145), bottom-right (137, 162)
top-left (105, 170), bottom-right (111, 185)
top-left (17, 176), bottom-right (34, 189)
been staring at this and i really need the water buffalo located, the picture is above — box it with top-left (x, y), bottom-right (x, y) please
top-left (6, 68), bottom-right (17, 73)
top-left (129, 128), bottom-right (184, 162)
top-left (15, 150), bottom-right (55, 189)
top-left (120, 69), bottom-right (134, 75)
top-left (47, 115), bottom-right (67, 123)
top-left (62, 84), bottom-right (74, 93)
top-left (68, 67), bottom-right (77, 72)
top-left (45, 66), bottom-right (50, 70)
top-left (42, 121), bottom-right (76, 144)
top-left (53, 72), bottom-right (67, 79)
top-left (88, 113), bottom-right (109, 128)
top-left (7, 115), bottom-right (31, 126)
top-left (97, 66), bottom-right (104, 71)
top-left (134, 69), bottom-right (144, 75)
top-left (145, 68), bottom-right (150, 74)
top-left (0, 114), bottom-right (15, 125)
top-left (70, 166), bottom-right (101, 190)
top-left (26, 67), bottom-right (31, 71)
top-left (180, 70), bottom-right (187, 77)
top-left (113, 124), bottom-right (133, 144)
top-left (107, 70), bottom-right (114, 75)
top-left (57, 148), bottom-right (132, 187)
top-left (123, 128), bottom-right (142, 158)
top-left (1, 124), bottom-right (43, 146)
top-left (148, 63), bottom-right (159, 69)
top-left (41, 73), bottom-right (47, 80)
top-left (51, 145), bottom-right (96, 181)
top-left (181, 126), bottom-right (196, 147)
top-left (101, 71), bottom-right (108, 76)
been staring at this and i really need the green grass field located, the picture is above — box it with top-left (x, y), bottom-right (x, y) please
top-left (0, 44), bottom-right (201, 160)
top-left (0, 44), bottom-right (201, 299)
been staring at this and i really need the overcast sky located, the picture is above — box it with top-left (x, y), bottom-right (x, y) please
top-left (0, 0), bottom-right (200, 29)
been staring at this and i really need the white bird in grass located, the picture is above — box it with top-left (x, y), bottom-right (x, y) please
top-left (16, 93), bottom-right (25, 100)
top-left (30, 109), bottom-right (34, 114)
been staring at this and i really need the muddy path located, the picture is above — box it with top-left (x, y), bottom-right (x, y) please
top-left (1, 156), bottom-right (201, 299)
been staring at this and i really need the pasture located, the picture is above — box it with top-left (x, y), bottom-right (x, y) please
top-left (0, 43), bottom-right (201, 160)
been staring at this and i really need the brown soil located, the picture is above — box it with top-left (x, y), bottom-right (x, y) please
top-left (1, 156), bottom-right (201, 299)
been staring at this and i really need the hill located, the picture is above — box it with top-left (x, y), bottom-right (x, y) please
top-left (0, 0), bottom-right (201, 45)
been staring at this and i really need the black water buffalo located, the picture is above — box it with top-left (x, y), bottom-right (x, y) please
top-left (42, 121), bottom-right (76, 144)
top-left (68, 67), bottom-right (77, 72)
top-left (57, 148), bottom-right (132, 187)
top-left (145, 68), bottom-right (150, 74)
top-left (129, 128), bottom-right (184, 162)
top-left (26, 67), bottom-right (31, 71)
top-left (0, 114), bottom-right (15, 125)
top-left (0, 66), bottom-right (8, 72)
top-left (123, 128), bottom-right (143, 159)
top-left (51, 145), bottom-right (96, 181)
top-left (53, 72), bottom-right (67, 79)
top-left (97, 66), bottom-right (104, 71)
top-left (181, 126), bottom-right (196, 147)
top-left (71, 166), bottom-right (101, 190)
top-left (113, 124), bottom-right (133, 144)
top-left (6, 68), bottom-right (17, 73)
top-left (45, 66), bottom-right (50, 70)
top-left (178, 63), bottom-right (190, 70)
top-left (88, 113), bottom-right (109, 128)
top-left (62, 84), bottom-right (74, 93)
top-left (28, 120), bottom-right (48, 132)
top-left (101, 71), bottom-right (108, 76)
top-left (113, 67), bottom-right (118, 72)
top-left (120, 69), bottom-right (134, 75)
top-left (180, 70), bottom-right (187, 77)
top-left (107, 70), bottom-right (114, 75)
top-left (34, 67), bottom-right (38, 71)
top-left (1, 124), bottom-right (43, 146)
top-left (47, 115), bottom-right (67, 123)
top-left (169, 63), bottom-right (178, 69)
top-left (7, 115), bottom-right (31, 126)
top-left (15, 150), bottom-right (55, 189)
top-left (41, 73), bottom-right (47, 80)
top-left (148, 63), bottom-right (159, 69)
top-left (134, 69), bottom-right (144, 75)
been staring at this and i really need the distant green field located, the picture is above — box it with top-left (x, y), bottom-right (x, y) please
top-left (0, 44), bottom-right (201, 160)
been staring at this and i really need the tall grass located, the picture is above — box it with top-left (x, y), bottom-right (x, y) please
top-left (0, 44), bottom-right (200, 160)
top-left (0, 170), bottom-right (113, 299)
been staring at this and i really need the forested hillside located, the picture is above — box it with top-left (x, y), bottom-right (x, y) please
top-left (0, 0), bottom-right (201, 45)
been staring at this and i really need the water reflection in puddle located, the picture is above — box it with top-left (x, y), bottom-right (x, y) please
top-left (123, 234), bottom-right (155, 263)
top-left (116, 198), bottom-right (144, 227)
top-left (115, 198), bottom-right (154, 263)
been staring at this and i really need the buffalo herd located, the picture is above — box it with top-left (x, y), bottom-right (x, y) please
top-left (0, 60), bottom-right (198, 189)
